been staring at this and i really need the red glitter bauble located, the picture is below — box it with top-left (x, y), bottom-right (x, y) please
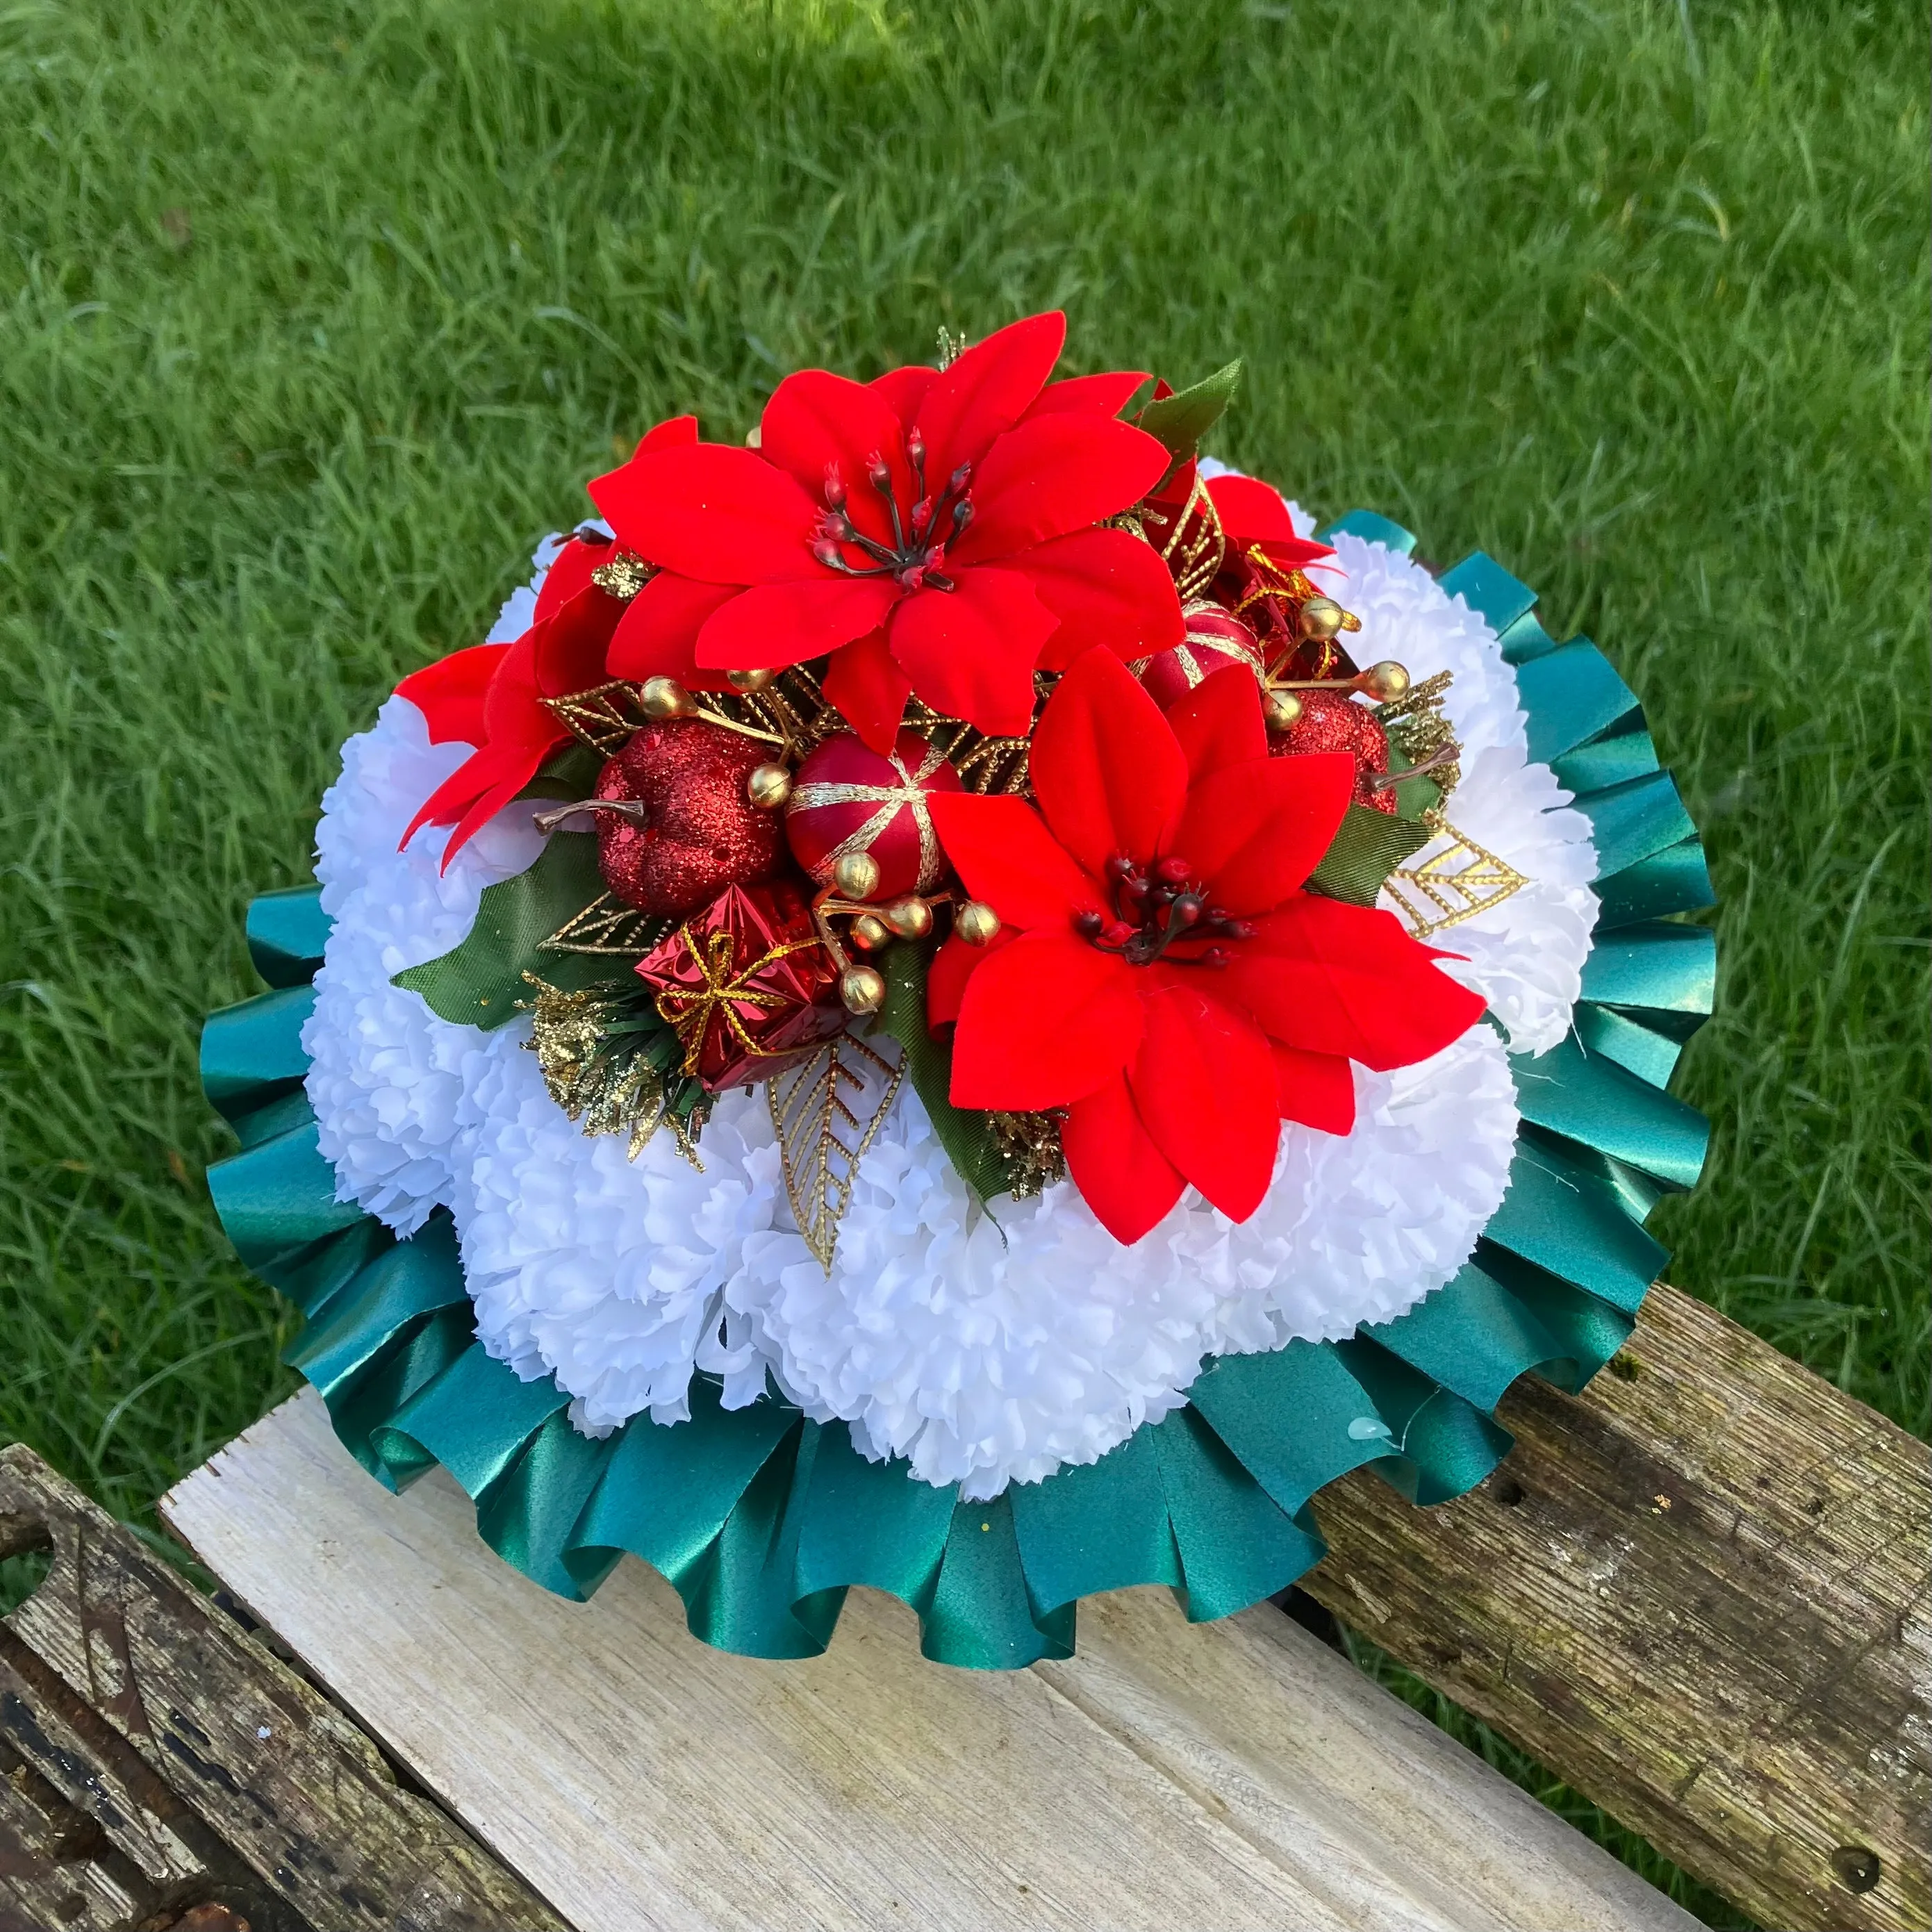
top-left (595, 718), bottom-right (784, 916)
top-left (784, 729), bottom-right (962, 899)
top-left (1272, 689), bottom-right (1396, 814)
top-left (1134, 602), bottom-right (1266, 709)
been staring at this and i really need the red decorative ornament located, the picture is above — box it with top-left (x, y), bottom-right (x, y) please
top-left (634, 882), bottom-right (844, 1091)
top-left (784, 729), bottom-right (963, 899)
top-left (1132, 600), bottom-right (1266, 709)
top-left (595, 718), bottom-right (784, 916)
top-left (1272, 689), bottom-right (1396, 814)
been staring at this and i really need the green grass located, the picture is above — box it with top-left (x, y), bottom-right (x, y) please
top-left (1, 0), bottom-right (1924, 1921)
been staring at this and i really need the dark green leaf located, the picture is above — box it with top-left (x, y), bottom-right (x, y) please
top-left (1134, 359), bottom-right (1242, 468)
top-left (1306, 804), bottom-right (1433, 907)
top-left (393, 832), bottom-right (615, 1027)
top-left (870, 940), bottom-right (1009, 1203)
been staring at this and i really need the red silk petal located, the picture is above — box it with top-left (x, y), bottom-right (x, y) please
top-left (634, 414), bottom-right (698, 455)
top-left (1221, 894), bottom-right (1488, 1069)
top-left (400, 741), bottom-right (541, 856)
top-left (1128, 977), bottom-right (1280, 1223)
top-left (759, 369), bottom-right (914, 552)
top-left (925, 925), bottom-right (1014, 1030)
top-left (885, 565), bottom-right (1055, 737)
top-left (1013, 527), bottom-right (1186, 672)
top-left (1201, 474), bottom-right (1300, 544)
top-left (870, 363), bottom-right (938, 427)
top-left (532, 534), bottom-right (609, 626)
top-left (820, 627), bottom-right (915, 753)
top-left (533, 585), bottom-right (622, 697)
top-left (1164, 660), bottom-right (1269, 780)
top-left (694, 575), bottom-right (900, 672)
top-left (606, 573), bottom-right (738, 687)
top-left (1062, 1073), bottom-right (1186, 1245)
top-left (396, 643), bottom-right (509, 748)
top-left (1176, 752), bottom-right (1354, 916)
top-left (948, 413), bottom-right (1173, 563)
top-left (1020, 370), bottom-right (1148, 420)
top-left (1271, 1043), bottom-right (1357, 1134)
top-left (949, 929), bottom-right (1142, 1110)
top-left (479, 631), bottom-right (547, 745)
top-left (588, 443), bottom-right (820, 585)
top-left (912, 311), bottom-right (1065, 484)
top-left (1028, 647), bottom-right (1187, 879)
top-left (925, 793), bottom-right (1100, 932)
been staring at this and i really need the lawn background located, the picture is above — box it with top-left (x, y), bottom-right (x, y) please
top-left (1, 0), bottom-right (1926, 1922)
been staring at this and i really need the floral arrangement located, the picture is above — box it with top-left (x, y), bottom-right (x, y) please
top-left (203, 313), bottom-right (1714, 1665)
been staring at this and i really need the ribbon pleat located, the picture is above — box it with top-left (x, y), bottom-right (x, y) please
top-left (201, 519), bottom-right (1715, 1667)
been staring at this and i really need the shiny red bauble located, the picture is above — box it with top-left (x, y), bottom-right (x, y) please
top-left (595, 718), bottom-right (784, 916)
top-left (1272, 688), bottom-right (1396, 814)
top-left (784, 729), bottom-right (962, 899)
top-left (1133, 601), bottom-right (1266, 709)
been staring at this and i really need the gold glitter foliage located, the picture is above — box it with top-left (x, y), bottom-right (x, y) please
top-left (523, 975), bottom-right (699, 1164)
top-left (989, 1109), bottom-right (1067, 1199)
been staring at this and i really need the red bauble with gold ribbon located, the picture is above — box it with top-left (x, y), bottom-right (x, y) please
top-left (784, 729), bottom-right (962, 900)
top-left (1132, 600), bottom-right (1266, 709)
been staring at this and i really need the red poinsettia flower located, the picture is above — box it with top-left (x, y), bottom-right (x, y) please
top-left (590, 312), bottom-right (1184, 752)
top-left (925, 652), bottom-right (1487, 1244)
top-left (395, 419), bottom-right (698, 861)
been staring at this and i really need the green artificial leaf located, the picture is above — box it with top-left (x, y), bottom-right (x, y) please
top-left (393, 831), bottom-right (615, 1027)
top-left (1306, 804), bottom-right (1433, 908)
top-left (1134, 359), bottom-right (1242, 471)
top-left (870, 940), bottom-right (1010, 1203)
top-left (529, 738), bottom-right (603, 800)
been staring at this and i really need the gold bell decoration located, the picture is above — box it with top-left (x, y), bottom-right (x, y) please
top-left (1364, 660), bottom-right (1410, 702)
top-left (878, 894), bottom-right (934, 940)
top-left (1298, 594), bottom-right (1346, 641)
top-left (1262, 688), bottom-right (1305, 733)
top-left (726, 667), bottom-right (777, 694)
top-left (839, 964), bottom-right (886, 1014)
top-left (848, 913), bottom-right (893, 952)
top-left (955, 900), bottom-right (1001, 946)
top-left (832, 850), bottom-right (883, 902)
top-left (745, 762), bottom-right (793, 811)
top-left (638, 675), bottom-right (697, 720)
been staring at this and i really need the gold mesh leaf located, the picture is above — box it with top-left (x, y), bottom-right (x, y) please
top-left (769, 1033), bottom-right (905, 1271)
top-left (1384, 817), bottom-right (1528, 939)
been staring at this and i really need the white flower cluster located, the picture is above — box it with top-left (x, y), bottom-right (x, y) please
top-left (302, 518), bottom-right (1590, 1497)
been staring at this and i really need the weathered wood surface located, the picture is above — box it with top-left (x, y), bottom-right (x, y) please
top-left (163, 1388), bottom-right (1699, 1932)
top-left (1300, 1282), bottom-right (1932, 1932)
top-left (0, 1442), bottom-right (569, 1932)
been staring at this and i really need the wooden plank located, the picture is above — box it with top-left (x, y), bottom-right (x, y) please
top-left (0, 1442), bottom-right (570, 1932)
top-left (163, 1387), bottom-right (1696, 1932)
top-left (1299, 1283), bottom-right (1932, 1932)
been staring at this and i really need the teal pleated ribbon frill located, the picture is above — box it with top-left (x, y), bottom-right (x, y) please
top-left (201, 522), bottom-right (1715, 1668)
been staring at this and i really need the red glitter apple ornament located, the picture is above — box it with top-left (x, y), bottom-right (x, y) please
top-left (595, 718), bottom-right (784, 916)
top-left (1271, 688), bottom-right (1396, 813)
top-left (784, 729), bottom-right (963, 900)
top-left (1132, 601), bottom-right (1266, 709)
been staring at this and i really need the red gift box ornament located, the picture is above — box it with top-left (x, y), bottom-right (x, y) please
top-left (784, 729), bottom-right (963, 900)
top-left (634, 884), bottom-right (844, 1090)
top-left (1131, 600), bottom-right (1267, 709)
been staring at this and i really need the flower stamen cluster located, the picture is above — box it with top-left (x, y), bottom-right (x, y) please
top-left (1075, 854), bottom-right (1255, 969)
top-left (809, 431), bottom-right (974, 593)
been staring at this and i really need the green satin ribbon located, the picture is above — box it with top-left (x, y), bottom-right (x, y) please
top-left (199, 518), bottom-right (1715, 1668)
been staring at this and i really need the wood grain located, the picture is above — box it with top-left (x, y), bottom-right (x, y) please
top-left (1299, 1283), bottom-right (1932, 1932)
top-left (163, 1388), bottom-right (1698, 1932)
top-left (0, 1442), bottom-right (569, 1932)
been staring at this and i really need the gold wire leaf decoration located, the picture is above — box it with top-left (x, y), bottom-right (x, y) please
top-left (1384, 816), bottom-right (1528, 939)
top-left (541, 680), bottom-right (651, 754)
top-left (770, 1033), bottom-right (905, 1271)
top-left (543, 891), bottom-right (670, 959)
